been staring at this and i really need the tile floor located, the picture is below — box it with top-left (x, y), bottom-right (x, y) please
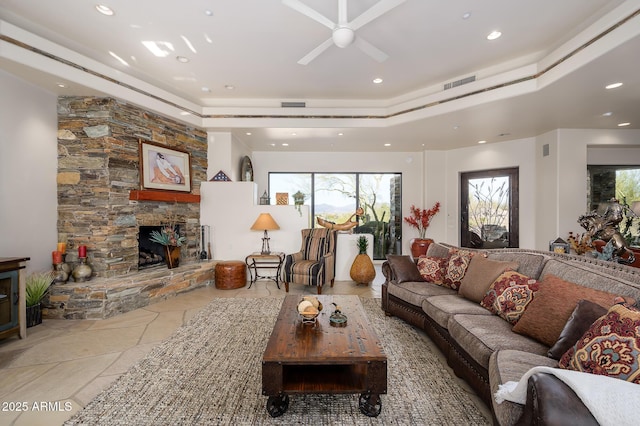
top-left (0, 266), bottom-right (490, 425)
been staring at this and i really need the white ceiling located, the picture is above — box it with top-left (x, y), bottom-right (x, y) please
top-left (0, 0), bottom-right (639, 151)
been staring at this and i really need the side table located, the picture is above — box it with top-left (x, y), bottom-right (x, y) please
top-left (245, 252), bottom-right (285, 289)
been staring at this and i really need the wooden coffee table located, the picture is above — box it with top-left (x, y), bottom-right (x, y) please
top-left (262, 295), bottom-right (387, 417)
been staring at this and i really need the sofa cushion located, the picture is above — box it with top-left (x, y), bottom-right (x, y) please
top-left (547, 299), bottom-right (608, 360)
top-left (486, 252), bottom-right (546, 280)
top-left (448, 314), bottom-right (549, 369)
top-left (443, 249), bottom-right (475, 290)
top-left (386, 255), bottom-right (424, 283)
top-left (426, 241), bottom-right (450, 258)
top-left (458, 256), bottom-right (519, 303)
top-left (559, 303), bottom-right (640, 384)
top-left (421, 295), bottom-right (493, 329)
top-left (480, 271), bottom-right (540, 325)
top-left (489, 350), bottom-right (558, 426)
top-left (387, 281), bottom-right (457, 307)
top-left (512, 274), bottom-right (627, 346)
top-left (417, 256), bottom-right (447, 284)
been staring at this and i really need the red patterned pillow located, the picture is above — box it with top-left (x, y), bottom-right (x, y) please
top-left (480, 271), bottom-right (540, 324)
top-left (417, 256), bottom-right (447, 284)
top-left (443, 249), bottom-right (475, 290)
top-left (559, 303), bottom-right (640, 384)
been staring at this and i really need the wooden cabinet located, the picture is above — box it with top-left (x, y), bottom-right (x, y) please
top-left (0, 257), bottom-right (30, 340)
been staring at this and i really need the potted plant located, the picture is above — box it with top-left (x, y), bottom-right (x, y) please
top-left (404, 201), bottom-right (441, 259)
top-left (149, 224), bottom-right (187, 269)
top-left (350, 235), bottom-right (375, 286)
top-left (25, 271), bottom-right (54, 327)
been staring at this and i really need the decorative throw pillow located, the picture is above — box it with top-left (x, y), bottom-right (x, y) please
top-left (547, 300), bottom-right (608, 360)
top-left (385, 255), bottom-right (424, 284)
top-left (417, 256), bottom-right (448, 284)
top-left (512, 274), bottom-right (626, 346)
top-left (559, 303), bottom-right (640, 384)
top-left (442, 249), bottom-right (475, 290)
top-left (480, 271), bottom-right (540, 324)
top-left (458, 256), bottom-right (519, 303)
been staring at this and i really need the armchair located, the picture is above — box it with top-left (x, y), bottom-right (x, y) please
top-left (283, 228), bottom-right (337, 294)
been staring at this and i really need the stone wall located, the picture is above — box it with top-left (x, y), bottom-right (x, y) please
top-left (56, 97), bottom-right (207, 278)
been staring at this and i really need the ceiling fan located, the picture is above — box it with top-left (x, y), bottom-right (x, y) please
top-left (283, 0), bottom-right (406, 65)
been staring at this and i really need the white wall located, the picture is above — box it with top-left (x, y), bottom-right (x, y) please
top-left (0, 70), bottom-right (58, 272)
top-left (251, 150), bottom-right (424, 254)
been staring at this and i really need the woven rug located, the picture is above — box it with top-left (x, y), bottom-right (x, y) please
top-left (66, 297), bottom-right (490, 425)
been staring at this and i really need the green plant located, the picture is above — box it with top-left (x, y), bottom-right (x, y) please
top-left (149, 225), bottom-right (186, 247)
top-left (356, 235), bottom-right (369, 254)
top-left (25, 271), bottom-right (54, 307)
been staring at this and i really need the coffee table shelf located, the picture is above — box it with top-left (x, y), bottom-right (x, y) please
top-left (262, 295), bottom-right (387, 417)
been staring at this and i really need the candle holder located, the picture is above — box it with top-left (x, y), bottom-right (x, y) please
top-left (72, 257), bottom-right (93, 282)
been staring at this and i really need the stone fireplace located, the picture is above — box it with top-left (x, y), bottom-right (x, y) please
top-left (47, 97), bottom-right (216, 319)
top-left (56, 97), bottom-right (206, 277)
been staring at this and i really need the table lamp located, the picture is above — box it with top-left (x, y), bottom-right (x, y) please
top-left (250, 213), bottom-right (280, 254)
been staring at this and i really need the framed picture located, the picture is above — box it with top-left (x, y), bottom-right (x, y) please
top-left (139, 140), bottom-right (191, 192)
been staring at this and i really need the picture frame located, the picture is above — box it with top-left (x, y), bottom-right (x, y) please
top-left (139, 140), bottom-right (192, 192)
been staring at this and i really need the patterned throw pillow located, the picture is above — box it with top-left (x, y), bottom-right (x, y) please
top-left (559, 303), bottom-right (640, 384)
top-left (480, 271), bottom-right (540, 324)
top-left (442, 249), bottom-right (475, 290)
top-left (417, 256), bottom-right (447, 284)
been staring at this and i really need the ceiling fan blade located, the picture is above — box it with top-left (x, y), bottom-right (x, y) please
top-left (353, 37), bottom-right (389, 62)
top-left (338, 0), bottom-right (348, 26)
top-left (349, 0), bottom-right (406, 30)
top-left (282, 0), bottom-right (336, 30)
top-left (298, 38), bottom-right (334, 65)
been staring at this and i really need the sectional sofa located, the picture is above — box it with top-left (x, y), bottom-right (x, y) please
top-left (381, 242), bottom-right (640, 425)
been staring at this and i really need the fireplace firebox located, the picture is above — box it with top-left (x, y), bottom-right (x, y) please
top-left (138, 225), bottom-right (183, 269)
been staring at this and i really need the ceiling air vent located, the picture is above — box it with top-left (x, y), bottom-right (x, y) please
top-left (444, 75), bottom-right (476, 90)
top-left (281, 101), bottom-right (306, 108)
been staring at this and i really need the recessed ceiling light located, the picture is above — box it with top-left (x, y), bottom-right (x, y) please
top-left (478, 140), bottom-right (487, 144)
top-left (487, 31), bottom-right (502, 40)
top-left (291, 132), bottom-right (297, 136)
top-left (95, 5), bottom-right (114, 16)
top-left (109, 51), bottom-right (129, 66)
top-left (56, 83), bottom-right (66, 88)
top-left (373, 78), bottom-right (383, 84)
top-left (225, 85), bottom-right (235, 90)
top-left (618, 122), bottom-right (631, 127)
top-left (602, 112), bottom-right (613, 117)
top-left (605, 82), bottom-right (623, 89)
top-left (204, 9), bottom-right (214, 16)
top-left (462, 12), bottom-right (471, 19)
top-left (384, 143), bottom-right (391, 147)
top-left (176, 56), bottom-right (189, 63)
top-left (338, 132), bottom-right (344, 136)
top-left (246, 132), bottom-right (252, 136)
top-left (282, 143), bottom-right (289, 146)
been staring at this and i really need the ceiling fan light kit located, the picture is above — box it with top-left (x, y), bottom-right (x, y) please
top-left (283, 0), bottom-right (406, 64)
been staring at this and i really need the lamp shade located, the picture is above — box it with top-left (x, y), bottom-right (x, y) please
top-left (250, 213), bottom-right (280, 231)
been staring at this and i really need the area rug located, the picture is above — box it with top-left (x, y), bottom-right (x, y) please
top-left (66, 297), bottom-right (490, 425)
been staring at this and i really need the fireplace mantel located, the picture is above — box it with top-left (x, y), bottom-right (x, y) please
top-left (129, 190), bottom-right (201, 203)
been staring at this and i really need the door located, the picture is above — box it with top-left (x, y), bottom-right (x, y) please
top-left (460, 168), bottom-right (519, 248)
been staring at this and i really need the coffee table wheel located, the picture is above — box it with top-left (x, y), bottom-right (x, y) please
top-left (359, 392), bottom-right (382, 417)
top-left (266, 394), bottom-right (289, 418)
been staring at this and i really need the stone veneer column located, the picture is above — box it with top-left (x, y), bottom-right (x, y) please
top-left (56, 97), bottom-right (207, 278)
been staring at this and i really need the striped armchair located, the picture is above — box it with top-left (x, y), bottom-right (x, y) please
top-left (283, 228), bottom-right (337, 294)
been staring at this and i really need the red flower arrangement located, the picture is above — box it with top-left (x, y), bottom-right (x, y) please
top-left (404, 202), bottom-right (441, 239)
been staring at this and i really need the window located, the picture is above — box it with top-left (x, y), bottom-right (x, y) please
top-left (269, 172), bottom-right (402, 259)
top-left (460, 168), bottom-right (519, 249)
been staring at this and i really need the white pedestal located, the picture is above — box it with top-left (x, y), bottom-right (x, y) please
top-left (335, 233), bottom-right (374, 281)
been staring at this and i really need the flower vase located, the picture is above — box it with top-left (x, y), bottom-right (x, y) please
top-left (165, 245), bottom-right (181, 269)
top-left (72, 257), bottom-right (93, 282)
top-left (350, 253), bottom-right (376, 286)
top-left (410, 238), bottom-right (434, 260)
